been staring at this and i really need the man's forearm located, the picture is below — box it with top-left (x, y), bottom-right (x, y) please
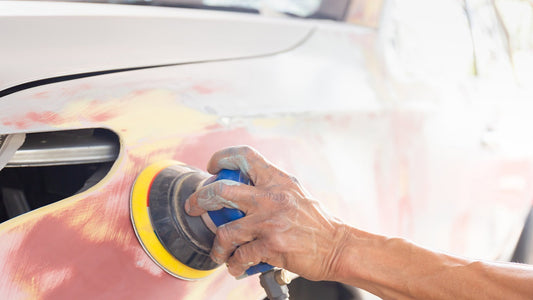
top-left (332, 225), bottom-right (533, 300)
top-left (185, 146), bottom-right (533, 299)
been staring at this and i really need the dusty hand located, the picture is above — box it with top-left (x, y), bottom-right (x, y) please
top-left (185, 146), bottom-right (347, 280)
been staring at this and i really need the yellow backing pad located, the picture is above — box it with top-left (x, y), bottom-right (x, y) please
top-left (130, 160), bottom-right (217, 280)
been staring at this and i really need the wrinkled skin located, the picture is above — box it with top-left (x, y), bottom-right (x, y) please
top-left (185, 146), bottom-right (346, 281)
top-left (186, 146), bottom-right (533, 300)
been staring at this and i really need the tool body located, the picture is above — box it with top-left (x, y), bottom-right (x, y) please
top-left (130, 161), bottom-right (218, 280)
top-left (130, 161), bottom-right (288, 299)
top-left (130, 161), bottom-right (272, 279)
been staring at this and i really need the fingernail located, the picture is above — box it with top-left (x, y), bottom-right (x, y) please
top-left (184, 200), bottom-right (191, 214)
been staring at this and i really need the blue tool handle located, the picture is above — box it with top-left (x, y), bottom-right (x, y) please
top-left (207, 169), bottom-right (274, 276)
top-left (207, 169), bottom-right (248, 227)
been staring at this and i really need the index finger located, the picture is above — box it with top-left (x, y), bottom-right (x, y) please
top-left (207, 146), bottom-right (274, 186)
top-left (185, 179), bottom-right (259, 216)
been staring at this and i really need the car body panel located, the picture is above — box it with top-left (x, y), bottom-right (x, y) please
top-left (0, 1), bottom-right (312, 92)
top-left (0, 1), bottom-right (532, 299)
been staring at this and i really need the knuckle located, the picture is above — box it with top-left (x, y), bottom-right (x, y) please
top-left (265, 190), bottom-right (293, 209)
top-left (240, 145), bottom-right (253, 154)
top-left (258, 242), bottom-right (274, 263)
top-left (197, 187), bottom-right (221, 211)
top-left (234, 244), bottom-right (262, 266)
top-left (216, 181), bottom-right (239, 200)
top-left (232, 246), bottom-right (249, 264)
top-left (215, 181), bottom-right (226, 194)
top-left (198, 187), bottom-right (213, 201)
top-left (215, 225), bottom-right (233, 246)
top-left (289, 175), bottom-right (300, 185)
top-left (265, 190), bottom-right (282, 203)
top-left (241, 146), bottom-right (260, 160)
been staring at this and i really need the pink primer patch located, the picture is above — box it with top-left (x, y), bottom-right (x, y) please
top-left (87, 111), bottom-right (117, 123)
top-left (84, 100), bottom-right (119, 123)
top-left (3, 165), bottom-right (260, 299)
top-left (26, 111), bottom-right (64, 124)
top-left (192, 84), bottom-right (216, 95)
top-left (33, 91), bottom-right (50, 99)
top-left (0, 231), bottom-right (28, 299)
top-left (5, 171), bottom-right (189, 300)
top-left (14, 120), bottom-right (30, 129)
top-left (2, 100), bottom-right (120, 130)
top-left (7, 215), bottom-right (184, 300)
top-left (2, 111), bottom-right (66, 129)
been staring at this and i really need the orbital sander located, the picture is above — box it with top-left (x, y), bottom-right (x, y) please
top-left (130, 160), bottom-right (290, 299)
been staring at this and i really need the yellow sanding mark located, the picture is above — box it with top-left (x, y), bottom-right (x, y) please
top-left (130, 160), bottom-right (217, 280)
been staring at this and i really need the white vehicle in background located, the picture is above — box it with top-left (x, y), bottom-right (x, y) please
top-left (0, 0), bottom-right (532, 299)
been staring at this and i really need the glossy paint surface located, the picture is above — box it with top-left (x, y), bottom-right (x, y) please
top-left (0, 1), bottom-right (311, 91)
top-left (1, 1), bottom-right (532, 299)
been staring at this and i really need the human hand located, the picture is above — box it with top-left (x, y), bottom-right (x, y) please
top-left (185, 146), bottom-right (347, 281)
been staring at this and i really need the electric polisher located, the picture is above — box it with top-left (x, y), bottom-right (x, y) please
top-left (130, 161), bottom-right (290, 299)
